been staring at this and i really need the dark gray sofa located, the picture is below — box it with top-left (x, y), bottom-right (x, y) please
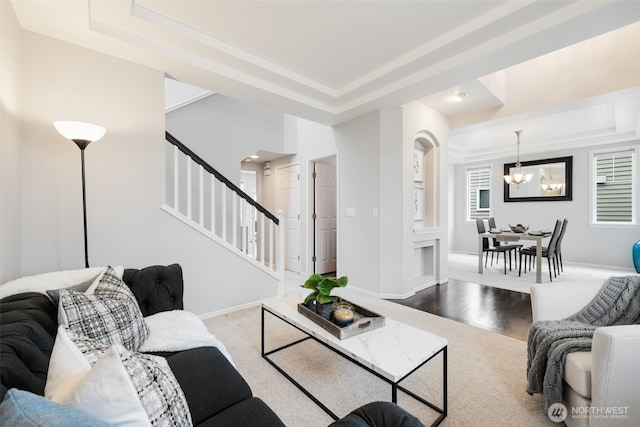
top-left (0, 264), bottom-right (284, 426)
top-left (0, 264), bottom-right (424, 426)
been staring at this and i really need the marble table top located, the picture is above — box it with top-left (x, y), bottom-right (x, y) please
top-left (262, 295), bottom-right (448, 382)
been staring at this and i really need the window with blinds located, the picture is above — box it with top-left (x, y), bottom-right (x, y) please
top-left (467, 167), bottom-right (491, 220)
top-left (593, 149), bottom-right (634, 223)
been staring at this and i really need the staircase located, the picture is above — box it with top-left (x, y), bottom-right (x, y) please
top-left (161, 132), bottom-right (284, 281)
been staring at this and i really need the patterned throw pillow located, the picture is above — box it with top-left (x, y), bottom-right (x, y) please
top-left (47, 327), bottom-right (193, 427)
top-left (58, 266), bottom-right (149, 351)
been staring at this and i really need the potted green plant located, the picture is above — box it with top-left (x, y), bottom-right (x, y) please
top-left (302, 274), bottom-right (348, 320)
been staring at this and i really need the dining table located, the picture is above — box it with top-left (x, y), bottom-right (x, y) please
top-left (478, 229), bottom-right (551, 283)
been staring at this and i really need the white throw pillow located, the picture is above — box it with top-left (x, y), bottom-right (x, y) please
top-left (45, 327), bottom-right (151, 426)
top-left (58, 266), bottom-right (149, 351)
top-left (45, 326), bottom-right (92, 401)
top-left (46, 327), bottom-right (193, 427)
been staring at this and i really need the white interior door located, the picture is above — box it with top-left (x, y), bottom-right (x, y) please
top-left (314, 161), bottom-right (337, 274)
top-left (278, 165), bottom-right (301, 272)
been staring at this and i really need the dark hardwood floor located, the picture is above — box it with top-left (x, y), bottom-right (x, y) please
top-left (390, 278), bottom-right (532, 341)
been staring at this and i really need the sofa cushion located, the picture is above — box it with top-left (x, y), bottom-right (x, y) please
top-left (123, 264), bottom-right (184, 316)
top-left (195, 397), bottom-right (285, 427)
top-left (0, 388), bottom-right (111, 427)
top-left (58, 266), bottom-right (149, 351)
top-left (564, 351), bottom-right (592, 399)
top-left (0, 293), bottom-right (57, 401)
top-left (159, 347), bottom-right (252, 425)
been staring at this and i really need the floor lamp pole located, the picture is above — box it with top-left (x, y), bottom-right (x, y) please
top-left (74, 139), bottom-right (91, 268)
top-left (53, 121), bottom-right (106, 269)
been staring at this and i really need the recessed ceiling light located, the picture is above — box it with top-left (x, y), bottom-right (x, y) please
top-left (250, 154), bottom-right (259, 159)
top-left (450, 93), bottom-right (468, 102)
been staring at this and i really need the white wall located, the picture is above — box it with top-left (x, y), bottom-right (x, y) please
top-left (1, 18), bottom-right (278, 314)
top-left (166, 94), bottom-right (288, 186)
top-left (334, 112), bottom-right (382, 294)
top-left (0, 2), bottom-right (22, 283)
top-left (450, 141), bottom-right (640, 269)
top-left (378, 107), bottom-right (406, 296)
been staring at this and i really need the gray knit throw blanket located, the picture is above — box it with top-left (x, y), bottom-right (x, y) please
top-left (526, 275), bottom-right (640, 409)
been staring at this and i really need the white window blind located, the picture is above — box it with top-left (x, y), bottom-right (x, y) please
top-left (467, 167), bottom-right (491, 220)
top-left (594, 149), bottom-right (634, 223)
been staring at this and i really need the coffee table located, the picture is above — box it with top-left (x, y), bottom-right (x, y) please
top-left (261, 295), bottom-right (447, 426)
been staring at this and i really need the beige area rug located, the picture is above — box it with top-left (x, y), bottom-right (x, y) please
top-left (448, 252), bottom-right (631, 294)
top-left (203, 290), bottom-right (555, 427)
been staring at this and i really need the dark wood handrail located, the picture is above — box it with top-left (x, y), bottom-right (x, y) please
top-left (166, 131), bottom-right (279, 224)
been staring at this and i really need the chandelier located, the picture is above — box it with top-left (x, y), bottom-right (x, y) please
top-left (503, 130), bottom-right (532, 185)
top-left (540, 171), bottom-right (563, 192)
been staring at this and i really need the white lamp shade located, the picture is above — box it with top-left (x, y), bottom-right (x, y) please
top-left (54, 121), bottom-right (106, 142)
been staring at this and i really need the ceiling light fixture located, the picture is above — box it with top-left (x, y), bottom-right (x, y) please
top-left (450, 92), bottom-right (468, 102)
top-left (503, 130), bottom-right (532, 186)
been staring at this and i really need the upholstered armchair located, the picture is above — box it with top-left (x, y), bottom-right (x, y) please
top-left (530, 280), bottom-right (640, 427)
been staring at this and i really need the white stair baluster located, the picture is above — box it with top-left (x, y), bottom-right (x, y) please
top-left (173, 145), bottom-right (179, 210)
top-left (210, 175), bottom-right (216, 235)
top-left (269, 217), bottom-right (274, 271)
top-left (240, 198), bottom-right (246, 253)
top-left (198, 165), bottom-right (204, 226)
top-left (232, 193), bottom-right (238, 249)
top-left (260, 211), bottom-right (265, 266)
top-left (221, 185), bottom-right (227, 242)
top-left (186, 157), bottom-right (192, 220)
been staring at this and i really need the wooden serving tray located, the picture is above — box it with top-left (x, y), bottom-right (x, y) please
top-left (297, 301), bottom-right (386, 340)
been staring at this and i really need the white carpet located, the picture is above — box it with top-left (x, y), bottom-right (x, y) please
top-left (201, 257), bottom-right (633, 425)
top-left (447, 252), bottom-right (632, 294)
top-left (204, 290), bottom-right (555, 427)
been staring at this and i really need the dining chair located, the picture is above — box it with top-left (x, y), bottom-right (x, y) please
top-left (518, 219), bottom-right (562, 281)
top-left (522, 218), bottom-right (568, 275)
top-left (476, 218), bottom-right (518, 274)
top-left (555, 219), bottom-right (569, 273)
top-left (488, 217), bottom-right (522, 269)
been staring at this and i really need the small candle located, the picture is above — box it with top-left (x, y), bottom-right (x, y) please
top-left (334, 307), bottom-right (354, 326)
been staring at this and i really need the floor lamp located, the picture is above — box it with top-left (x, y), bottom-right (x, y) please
top-left (54, 121), bottom-right (106, 268)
